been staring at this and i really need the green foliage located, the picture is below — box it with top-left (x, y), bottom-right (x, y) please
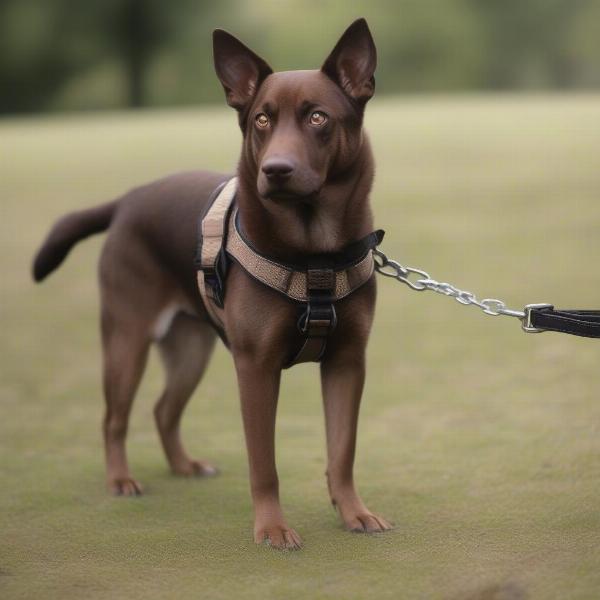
top-left (0, 0), bottom-right (79, 112)
top-left (0, 1), bottom-right (599, 111)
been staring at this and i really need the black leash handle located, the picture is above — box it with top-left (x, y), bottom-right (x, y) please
top-left (524, 304), bottom-right (600, 338)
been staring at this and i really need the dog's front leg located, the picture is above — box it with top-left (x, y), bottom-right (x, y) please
top-left (234, 356), bottom-right (303, 550)
top-left (321, 353), bottom-right (394, 533)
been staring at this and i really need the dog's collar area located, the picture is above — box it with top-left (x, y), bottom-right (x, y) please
top-left (227, 207), bottom-right (382, 303)
top-left (195, 177), bottom-right (384, 367)
top-left (233, 209), bottom-right (385, 273)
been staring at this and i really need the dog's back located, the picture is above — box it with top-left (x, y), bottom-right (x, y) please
top-left (33, 170), bottom-right (228, 301)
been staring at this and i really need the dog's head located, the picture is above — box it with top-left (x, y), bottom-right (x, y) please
top-left (213, 19), bottom-right (376, 204)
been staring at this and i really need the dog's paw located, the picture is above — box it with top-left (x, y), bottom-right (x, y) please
top-left (171, 459), bottom-right (219, 478)
top-left (344, 511), bottom-right (394, 534)
top-left (108, 477), bottom-right (143, 497)
top-left (254, 525), bottom-right (303, 550)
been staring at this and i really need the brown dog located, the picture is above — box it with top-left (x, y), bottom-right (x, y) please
top-left (32, 18), bottom-right (392, 549)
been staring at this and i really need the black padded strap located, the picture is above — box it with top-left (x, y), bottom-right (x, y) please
top-left (234, 213), bottom-right (385, 270)
top-left (529, 306), bottom-right (600, 338)
top-left (329, 229), bottom-right (385, 266)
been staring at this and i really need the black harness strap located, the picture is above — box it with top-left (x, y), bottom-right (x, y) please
top-left (233, 215), bottom-right (385, 272)
top-left (287, 265), bottom-right (338, 366)
top-left (333, 230), bottom-right (385, 265)
top-left (528, 306), bottom-right (600, 338)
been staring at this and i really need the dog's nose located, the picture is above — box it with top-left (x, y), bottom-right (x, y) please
top-left (262, 158), bottom-right (294, 180)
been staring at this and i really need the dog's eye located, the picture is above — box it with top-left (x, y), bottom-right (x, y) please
top-left (309, 111), bottom-right (328, 126)
top-left (255, 113), bottom-right (270, 128)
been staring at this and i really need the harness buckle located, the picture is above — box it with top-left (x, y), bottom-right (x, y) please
top-left (298, 267), bottom-right (337, 337)
top-left (297, 303), bottom-right (338, 337)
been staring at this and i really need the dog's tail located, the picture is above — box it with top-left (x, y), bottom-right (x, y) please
top-left (32, 200), bottom-right (118, 282)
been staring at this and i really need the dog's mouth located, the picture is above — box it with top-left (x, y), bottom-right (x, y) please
top-left (264, 189), bottom-right (318, 203)
top-left (261, 182), bottom-right (322, 204)
top-left (257, 170), bottom-right (322, 205)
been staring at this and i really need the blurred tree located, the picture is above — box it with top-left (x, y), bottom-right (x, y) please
top-left (0, 0), bottom-right (196, 111)
top-left (0, 0), bottom-right (598, 114)
top-left (105, 0), bottom-right (175, 107)
top-left (0, 0), bottom-right (79, 112)
top-left (466, 0), bottom-right (592, 88)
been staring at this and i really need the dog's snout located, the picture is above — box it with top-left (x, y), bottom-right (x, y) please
top-left (261, 158), bottom-right (294, 180)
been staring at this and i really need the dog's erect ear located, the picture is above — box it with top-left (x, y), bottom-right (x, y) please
top-left (321, 18), bottom-right (377, 106)
top-left (213, 29), bottom-right (273, 112)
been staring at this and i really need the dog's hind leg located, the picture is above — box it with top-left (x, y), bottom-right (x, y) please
top-left (155, 312), bottom-right (218, 477)
top-left (101, 313), bottom-right (150, 496)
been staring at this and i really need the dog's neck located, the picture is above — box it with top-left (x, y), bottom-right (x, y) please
top-left (235, 137), bottom-right (375, 262)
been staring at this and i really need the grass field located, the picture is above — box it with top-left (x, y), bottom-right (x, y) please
top-left (2, 94), bottom-right (600, 600)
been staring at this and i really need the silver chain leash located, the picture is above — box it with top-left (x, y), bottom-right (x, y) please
top-left (372, 248), bottom-right (549, 332)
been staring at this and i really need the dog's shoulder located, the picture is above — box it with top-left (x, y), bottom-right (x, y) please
top-left (102, 170), bottom-right (232, 279)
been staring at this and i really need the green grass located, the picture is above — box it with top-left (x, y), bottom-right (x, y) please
top-left (2, 94), bottom-right (600, 600)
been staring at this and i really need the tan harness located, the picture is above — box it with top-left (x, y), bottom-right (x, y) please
top-left (195, 177), bottom-right (384, 367)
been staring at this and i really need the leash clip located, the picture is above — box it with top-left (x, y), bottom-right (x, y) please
top-left (521, 303), bottom-right (553, 333)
